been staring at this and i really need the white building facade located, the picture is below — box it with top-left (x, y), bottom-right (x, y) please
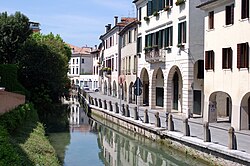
top-left (119, 20), bottom-right (139, 103)
top-left (198, 0), bottom-right (250, 130)
top-left (99, 17), bottom-right (136, 97)
top-left (67, 45), bottom-right (99, 90)
top-left (133, 0), bottom-right (205, 117)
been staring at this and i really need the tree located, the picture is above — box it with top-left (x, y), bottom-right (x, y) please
top-left (19, 33), bottom-right (71, 104)
top-left (0, 12), bottom-right (32, 64)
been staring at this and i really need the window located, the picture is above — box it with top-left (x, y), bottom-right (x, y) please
top-left (128, 56), bottom-right (131, 74)
top-left (145, 34), bottom-right (152, 47)
top-left (178, 21), bottom-right (186, 44)
top-left (222, 48), bottom-right (232, 69)
top-left (241, 0), bottom-right (249, 19)
top-left (122, 35), bottom-right (126, 47)
top-left (73, 68), bottom-right (75, 74)
top-left (137, 37), bottom-right (142, 53)
top-left (76, 59), bottom-right (78, 64)
top-left (73, 59), bottom-right (75, 64)
top-left (205, 50), bottom-right (214, 70)
top-left (208, 11), bottom-right (214, 29)
top-left (164, 26), bottom-right (173, 47)
top-left (134, 28), bottom-right (137, 42)
top-left (147, 1), bottom-right (153, 16)
top-left (128, 31), bottom-right (132, 43)
top-left (166, 0), bottom-right (173, 6)
top-left (134, 55), bottom-right (137, 73)
top-left (82, 59), bottom-right (84, 63)
top-left (237, 42), bottom-right (249, 68)
top-left (76, 68), bottom-right (78, 74)
top-left (226, 4), bottom-right (234, 25)
top-left (138, 7), bottom-right (142, 21)
top-left (197, 60), bottom-right (204, 79)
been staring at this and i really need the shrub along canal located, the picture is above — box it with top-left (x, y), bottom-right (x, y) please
top-left (48, 97), bottom-right (209, 166)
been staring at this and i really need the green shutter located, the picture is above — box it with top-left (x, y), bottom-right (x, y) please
top-left (153, 0), bottom-right (157, 12)
top-left (158, 30), bottom-right (162, 48)
top-left (159, 0), bottom-right (163, 10)
top-left (170, 26), bottom-right (173, 46)
top-left (178, 23), bottom-right (181, 44)
top-left (147, 1), bottom-right (152, 16)
top-left (183, 21), bottom-right (186, 43)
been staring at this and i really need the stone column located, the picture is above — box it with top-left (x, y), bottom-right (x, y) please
top-left (144, 109), bottom-right (149, 123)
top-left (103, 100), bottom-right (107, 110)
top-left (98, 99), bottom-right (102, 108)
top-left (109, 101), bottom-right (113, 112)
top-left (168, 114), bottom-right (174, 131)
top-left (115, 102), bottom-right (119, 113)
top-left (183, 118), bottom-right (190, 136)
top-left (203, 122), bottom-right (211, 142)
top-left (228, 127), bottom-right (237, 150)
top-left (155, 112), bottom-right (161, 127)
top-left (125, 104), bottom-right (130, 117)
top-left (134, 107), bottom-right (139, 120)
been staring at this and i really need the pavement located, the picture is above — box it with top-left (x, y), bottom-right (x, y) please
top-left (85, 90), bottom-right (250, 161)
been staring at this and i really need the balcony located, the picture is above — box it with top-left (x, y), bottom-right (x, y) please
top-left (145, 47), bottom-right (166, 63)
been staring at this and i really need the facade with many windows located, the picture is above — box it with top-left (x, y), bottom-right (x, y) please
top-left (119, 20), bottom-right (139, 103)
top-left (67, 44), bottom-right (99, 90)
top-left (99, 17), bottom-right (137, 97)
top-left (198, 0), bottom-right (250, 130)
top-left (133, 0), bottom-right (205, 117)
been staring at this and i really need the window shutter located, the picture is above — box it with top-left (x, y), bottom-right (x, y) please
top-left (159, 0), bottom-right (163, 10)
top-left (237, 44), bottom-right (241, 68)
top-left (231, 4), bottom-right (234, 24)
top-left (222, 48), bottom-right (225, 69)
top-left (212, 51), bottom-right (215, 70)
top-left (153, 0), bottom-right (157, 12)
top-left (183, 21), bottom-right (187, 43)
top-left (226, 6), bottom-right (230, 25)
top-left (147, 1), bottom-right (152, 16)
top-left (205, 51), bottom-right (209, 70)
top-left (170, 26), bottom-right (173, 46)
top-left (164, 28), bottom-right (168, 47)
top-left (158, 30), bottom-right (162, 48)
top-left (178, 23), bottom-right (181, 44)
top-left (246, 42), bottom-right (249, 68)
top-left (229, 48), bottom-right (233, 69)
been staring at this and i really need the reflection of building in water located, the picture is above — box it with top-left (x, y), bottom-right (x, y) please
top-left (69, 95), bottom-right (90, 132)
top-left (96, 123), bottom-right (183, 166)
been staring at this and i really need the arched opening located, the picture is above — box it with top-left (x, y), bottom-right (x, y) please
top-left (140, 68), bottom-right (149, 106)
top-left (104, 80), bottom-right (107, 95)
top-left (166, 66), bottom-right (183, 112)
top-left (152, 68), bottom-right (164, 107)
top-left (113, 81), bottom-right (117, 97)
top-left (129, 82), bottom-right (134, 103)
top-left (240, 93), bottom-right (250, 130)
top-left (209, 92), bottom-right (232, 123)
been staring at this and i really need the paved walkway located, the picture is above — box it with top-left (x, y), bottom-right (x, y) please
top-left (86, 91), bottom-right (250, 157)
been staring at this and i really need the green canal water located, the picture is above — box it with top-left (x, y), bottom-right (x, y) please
top-left (48, 100), bottom-right (208, 166)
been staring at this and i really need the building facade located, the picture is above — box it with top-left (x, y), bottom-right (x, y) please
top-left (67, 44), bottom-right (99, 90)
top-left (99, 17), bottom-right (136, 97)
top-left (198, 0), bottom-right (250, 130)
top-left (133, 0), bottom-right (205, 117)
top-left (119, 20), bottom-right (139, 103)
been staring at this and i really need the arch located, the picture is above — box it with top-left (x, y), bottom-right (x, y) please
top-left (129, 82), bottom-right (134, 103)
top-left (140, 68), bottom-right (149, 106)
top-left (104, 80), bottom-right (107, 95)
top-left (152, 68), bottom-right (164, 108)
top-left (166, 66), bottom-right (183, 112)
top-left (113, 81), bottom-right (117, 97)
top-left (240, 92), bottom-right (250, 130)
top-left (208, 91), bottom-right (232, 123)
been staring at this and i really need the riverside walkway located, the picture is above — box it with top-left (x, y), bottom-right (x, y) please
top-left (83, 90), bottom-right (250, 164)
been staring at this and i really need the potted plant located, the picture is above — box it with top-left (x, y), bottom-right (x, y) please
top-left (175, 0), bottom-right (185, 6)
top-left (144, 16), bottom-right (150, 22)
top-left (153, 11), bottom-right (159, 17)
top-left (164, 6), bottom-right (171, 11)
top-left (177, 43), bottom-right (185, 48)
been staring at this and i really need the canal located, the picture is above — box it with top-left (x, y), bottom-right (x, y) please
top-left (48, 97), bottom-right (208, 166)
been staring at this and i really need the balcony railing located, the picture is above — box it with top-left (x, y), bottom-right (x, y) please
top-left (145, 48), bottom-right (166, 63)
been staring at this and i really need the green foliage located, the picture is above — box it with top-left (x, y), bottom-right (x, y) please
top-left (0, 125), bottom-right (21, 165)
top-left (19, 32), bottom-right (71, 104)
top-left (0, 64), bottom-right (28, 95)
top-left (0, 103), bottom-right (35, 133)
top-left (0, 11), bottom-right (32, 64)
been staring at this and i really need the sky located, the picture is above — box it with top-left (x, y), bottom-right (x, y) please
top-left (0, 0), bottom-right (136, 47)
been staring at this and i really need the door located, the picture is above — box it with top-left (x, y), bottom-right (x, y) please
top-left (156, 87), bottom-right (164, 107)
top-left (173, 72), bottom-right (178, 110)
top-left (193, 90), bottom-right (201, 115)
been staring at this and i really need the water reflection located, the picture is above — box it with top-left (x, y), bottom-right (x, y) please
top-left (50, 96), bottom-right (207, 166)
top-left (94, 119), bottom-right (207, 166)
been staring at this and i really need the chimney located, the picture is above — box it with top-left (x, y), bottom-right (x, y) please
top-left (114, 16), bottom-right (118, 25)
top-left (95, 45), bottom-right (97, 49)
top-left (108, 24), bottom-right (111, 30)
top-left (105, 25), bottom-right (109, 32)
